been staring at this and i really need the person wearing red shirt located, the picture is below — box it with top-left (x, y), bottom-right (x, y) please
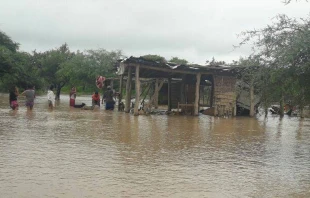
top-left (92, 91), bottom-right (100, 107)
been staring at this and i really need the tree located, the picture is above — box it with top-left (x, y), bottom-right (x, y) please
top-left (0, 31), bottom-right (19, 78)
top-left (58, 51), bottom-right (88, 90)
top-left (237, 56), bottom-right (279, 117)
top-left (206, 57), bottom-right (226, 66)
top-left (238, 14), bottom-right (310, 117)
top-left (0, 30), bottom-right (43, 91)
top-left (58, 49), bottom-right (123, 92)
top-left (85, 49), bottom-right (123, 79)
top-left (33, 43), bottom-right (74, 99)
top-left (169, 57), bottom-right (188, 64)
top-left (0, 30), bottom-right (123, 95)
top-left (0, 46), bottom-right (15, 78)
top-left (141, 54), bottom-right (167, 63)
top-left (0, 30), bottom-right (19, 52)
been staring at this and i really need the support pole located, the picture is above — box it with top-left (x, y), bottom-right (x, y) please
top-left (118, 75), bottom-right (124, 111)
top-left (168, 77), bottom-right (172, 111)
top-left (210, 75), bottom-right (214, 107)
top-left (125, 67), bottom-right (132, 113)
top-left (180, 75), bottom-right (186, 104)
top-left (154, 79), bottom-right (159, 109)
top-left (134, 65), bottom-right (140, 116)
top-left (194, 73), bottom-right (201, 116)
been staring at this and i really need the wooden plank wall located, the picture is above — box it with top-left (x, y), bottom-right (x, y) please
top-left (213, 76), bottom-right (237, 117)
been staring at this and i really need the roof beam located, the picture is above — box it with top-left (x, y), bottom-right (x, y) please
top-left (127, 63), bottom-right (212, 75)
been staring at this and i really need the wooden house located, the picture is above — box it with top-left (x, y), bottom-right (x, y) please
top-left (116, 56), bottom-right (239, 116)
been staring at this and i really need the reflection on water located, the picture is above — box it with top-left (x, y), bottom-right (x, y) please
top-left (0, 93), bottom-right (310, 197)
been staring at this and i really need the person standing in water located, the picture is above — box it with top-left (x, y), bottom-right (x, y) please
top-left (21, 85), bottom-right (35, 110)
top-left (69, 86), bottom-right (76, 106)
top-left (103, 86), bottom-right (115, 110)
top-left (9, 86), bottom-right (19, 110)
top-left (92, 91), bottom-right (100, 107)
top-left (47, 85), bottom-right (56, 110)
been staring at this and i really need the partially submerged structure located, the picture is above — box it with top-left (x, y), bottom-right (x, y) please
top-left (116, 56), bottom-right (240, 116)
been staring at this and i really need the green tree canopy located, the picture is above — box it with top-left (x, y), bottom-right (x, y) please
top-left (32, 43), bottom-right (75, 99)
top-left (0, 30), bottom-right (19, 52)
top-left (58, 49), bottom-right (123, 91)
top-left (206, 57), bottom-right (226, 66)
top-left (169, 57), bottom-right (188, 64)
top-left (238, 14), bottom-right (310, 116)
top-left (141, 54), bottom-right (167, 63)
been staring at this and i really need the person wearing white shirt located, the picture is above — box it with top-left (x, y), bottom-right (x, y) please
top-left (47, 85), bottom-right (56, 110)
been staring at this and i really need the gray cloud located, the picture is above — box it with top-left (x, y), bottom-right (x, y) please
top-left (1, 0), bottom-right (309, 64)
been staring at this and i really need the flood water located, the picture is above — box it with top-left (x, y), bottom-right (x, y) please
top-left (0, 93), bottom-right (310, 198)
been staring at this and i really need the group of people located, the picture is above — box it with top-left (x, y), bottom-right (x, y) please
top-left (9, 85), bottom-right (116, 111)
top-left (9, 84), bottom-right (52, 111)
top-left (69, 85), bottom-right (116, 110)
top-left (9, 85), bottom-right (36, 111)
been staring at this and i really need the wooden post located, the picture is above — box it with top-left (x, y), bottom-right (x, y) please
top-left (202, 85), bottom-right (204, 105)
top-left (211, 75), bottom-right (217, 116)
top-left (125, 67), bottom-right (132, 113)
top-left (180, 74), bottom-right (186, 104)
top-left (154, 79), bottom-right (161, 109)
top-left (149, 79), bottom-right (163, 109)
top-left (168, 78), bottom-right (172, 111)
top-left (118, 75), bottom-right (124, 111)
top-left (210, 75), bottom-right (214, 107)
top-left (134, 65), bottom-right (140, 116)
top-left (194, 73), bottom-right (201, 116)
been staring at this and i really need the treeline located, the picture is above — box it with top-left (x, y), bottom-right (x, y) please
top-left (0, 31), bottom-right (123, 99)
top-left (1, 12), bottom-right (309, 117)
top-left (0, 31), bottom-right (190, 99)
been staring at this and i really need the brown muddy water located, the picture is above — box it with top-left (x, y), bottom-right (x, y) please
top-left (0, 93), bottom-right (310, 198)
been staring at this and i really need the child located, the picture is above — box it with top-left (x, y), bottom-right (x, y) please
top-left (92, 91), bottom-right (100, 107)
top-left (47, 85), bottom-right (56, 110)
top-left (9, 86), bottom-right (19, 110)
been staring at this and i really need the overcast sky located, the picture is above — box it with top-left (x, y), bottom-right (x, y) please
top-left (0, 0), bottom-right (309, 64)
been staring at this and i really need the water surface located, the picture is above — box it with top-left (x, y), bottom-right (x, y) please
top-left (0, 93), bottom-right (310, 197)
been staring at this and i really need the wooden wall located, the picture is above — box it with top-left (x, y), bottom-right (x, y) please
top-left (213, 76), bottom-right (237, 117)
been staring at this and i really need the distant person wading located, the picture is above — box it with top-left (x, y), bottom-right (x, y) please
top-left (69, 86), bottom-right (76, 106)
top-left (21, 85), bottom-right (35, 110)
top-left (47, 85), bottom-right (56, 110)
top-left (9, 86), bottom-right (19, 110)
top-left (103, 86), bottom-right (115, 110)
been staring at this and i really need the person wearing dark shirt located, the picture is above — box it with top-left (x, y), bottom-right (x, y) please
top-left (9, 86), bottom-right (19, 110)
top-left (103, 86), bottom-right (115, 110)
